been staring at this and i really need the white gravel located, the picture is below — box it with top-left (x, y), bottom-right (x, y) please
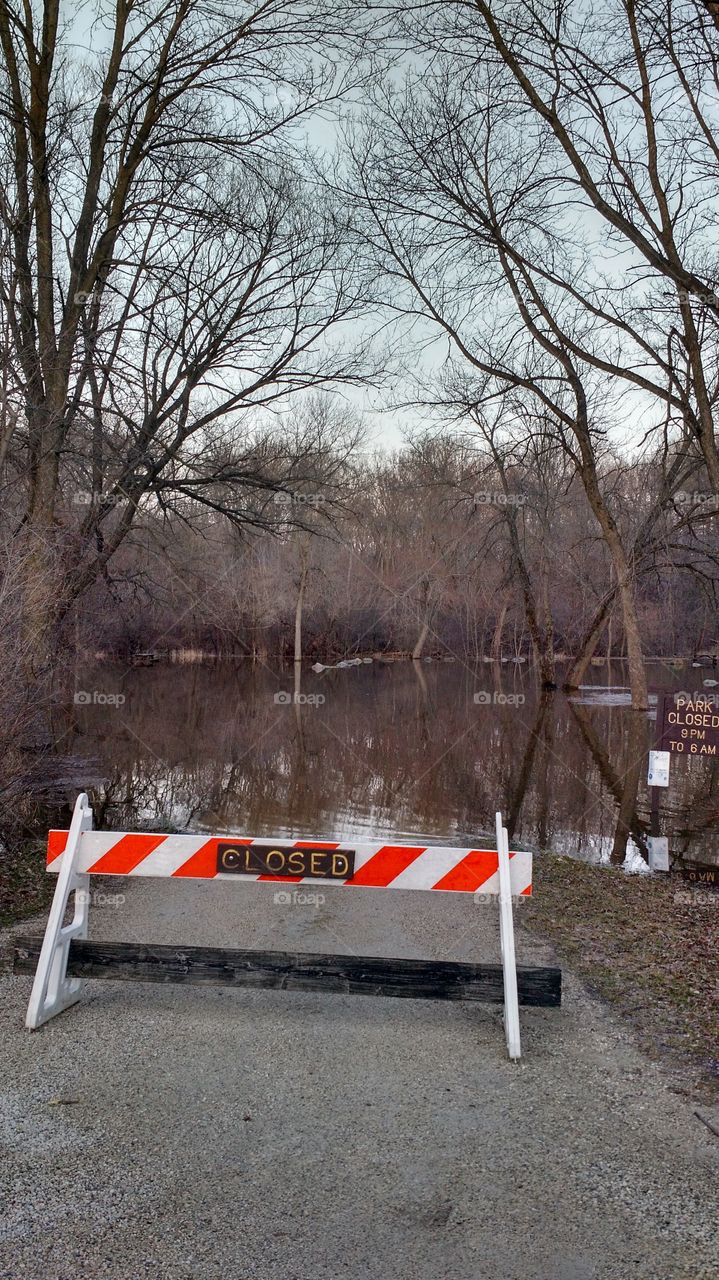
top-left (1, 878), bottom-right (718, 1280)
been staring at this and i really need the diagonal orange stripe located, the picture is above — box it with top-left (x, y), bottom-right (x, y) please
top-left (173, 837), bottom-right (250, 879)
top-left (291, 841), bottom-right (340, 849)
top-left (257, 875), bottom-right (304, 882)
top-left (433, 849), bottom-right (499, 892)
top-left (88, 834), bottom-right (167, 875)
top-left (346, 845), bottom-right (426, 887)
top-left (47, 830), bottom-right (69, 865)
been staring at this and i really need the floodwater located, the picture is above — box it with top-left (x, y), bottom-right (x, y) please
top-left (53, 658), bottom-right (719, 868)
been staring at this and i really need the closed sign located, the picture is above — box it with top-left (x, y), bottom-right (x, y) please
top-left (217, 843), bottom-right (355, 879)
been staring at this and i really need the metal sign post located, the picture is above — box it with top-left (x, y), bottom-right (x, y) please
top-left (647, 697), bottom-right (670, 872)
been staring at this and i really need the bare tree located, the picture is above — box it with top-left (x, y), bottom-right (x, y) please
top-left (340, 6), bottom-right (719, 703)
top-left (0, 0), bottom-right (380, 666)
top-left (398, 0), bottom-right (719, 487)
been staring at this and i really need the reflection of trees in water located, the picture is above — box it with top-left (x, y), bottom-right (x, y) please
top-left (569, 703), bottom-right (649, 862)
top-left (657, 754), bottom-right (719, 863)
top-left (609, 710), bottom-right (650, 864)
top-left (65, 663), bottom-right (715, 863)
top-left (507, 692), bottom-right (550, 842)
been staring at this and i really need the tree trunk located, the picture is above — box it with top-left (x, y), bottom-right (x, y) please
top-left (569, 390), bottom-right (649, 709)
top-left (610, 711), bottom-right (649, 863)
top-left (412, 620), bottom-right (430, 660)
top-left (294, 540), bottom-right (309, 664)
top-left (492, 450), bottom-right (556, 687)
top-left (608, 541), bottom-right (647, 709)
top-left (564, 590), bottom-right (617, 691)
top-left (20, 524), bottom-right (63, 678)
top-left (412, 653), bottom-right (429, 698)
top-left (413, 578), bottom-right (432, 659)
top-left (538, 575), bottom-right (556, 689)
top-left (577, 502), bottom-right (647, 708)
top-left (491, 599), bottom-right (508, 662)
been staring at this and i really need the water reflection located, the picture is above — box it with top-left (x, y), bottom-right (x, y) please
top-left (53, 660), bottom-right (719, 867)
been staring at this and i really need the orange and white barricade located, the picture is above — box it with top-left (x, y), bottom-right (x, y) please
top-left (14, 796), bottom-right (560, 1060)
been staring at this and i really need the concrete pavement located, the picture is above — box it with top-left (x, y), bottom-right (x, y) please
top-left (1, 877), bottom-right (717, 1280)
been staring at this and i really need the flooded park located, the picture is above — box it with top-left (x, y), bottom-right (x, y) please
top-left (54, 658), bottom-right (719, 871)
top-left (2, 4), bottom-right (719, 1275)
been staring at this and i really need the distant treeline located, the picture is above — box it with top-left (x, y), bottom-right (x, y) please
top-left (71, 433), bottom-right (717, 678)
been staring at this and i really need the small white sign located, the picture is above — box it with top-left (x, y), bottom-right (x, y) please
top-left (648, 836), bottom-right (669, 872)
top-left (648, 750), bottom-right (670, 787)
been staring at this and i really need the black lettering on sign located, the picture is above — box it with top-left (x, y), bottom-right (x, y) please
top-left (217, 843), bottom-right (355, 880)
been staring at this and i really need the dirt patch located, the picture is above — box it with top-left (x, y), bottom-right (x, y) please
top-left (0, 841), bottom-right (54, 927)
top-left (523, 852), bottom-right (719, 1101)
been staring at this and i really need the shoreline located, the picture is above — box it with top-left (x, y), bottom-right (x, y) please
top-left (86, 647), bottom-right (713, 667)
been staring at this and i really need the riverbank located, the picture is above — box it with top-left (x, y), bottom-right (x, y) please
top-left (523, 852), bottom-right (719, 1101)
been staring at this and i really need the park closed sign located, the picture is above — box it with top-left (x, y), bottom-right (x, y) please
top-left (659, 692), bottom-right (719, 757)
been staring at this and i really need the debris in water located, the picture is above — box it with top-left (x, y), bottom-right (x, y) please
top-left (569, 687), bottom-right (658, 708)
top-left (312, 657), bottom-right (368, 673)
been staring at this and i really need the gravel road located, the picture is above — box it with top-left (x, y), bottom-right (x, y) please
top-left (1, 877), bottom-right (718, 1280)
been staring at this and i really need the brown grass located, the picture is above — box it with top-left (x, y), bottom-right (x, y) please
top-left (523, 853), bottom-right (719, 1101)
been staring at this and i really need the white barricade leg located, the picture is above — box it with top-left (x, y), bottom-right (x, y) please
top-left (495, 811), bottom-right (521, 1061)
top-left (26, 793), bottom-right (93, 1030)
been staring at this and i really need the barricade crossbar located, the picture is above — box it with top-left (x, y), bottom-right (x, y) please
top-left (46, 828), bottom-right (533, 895)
